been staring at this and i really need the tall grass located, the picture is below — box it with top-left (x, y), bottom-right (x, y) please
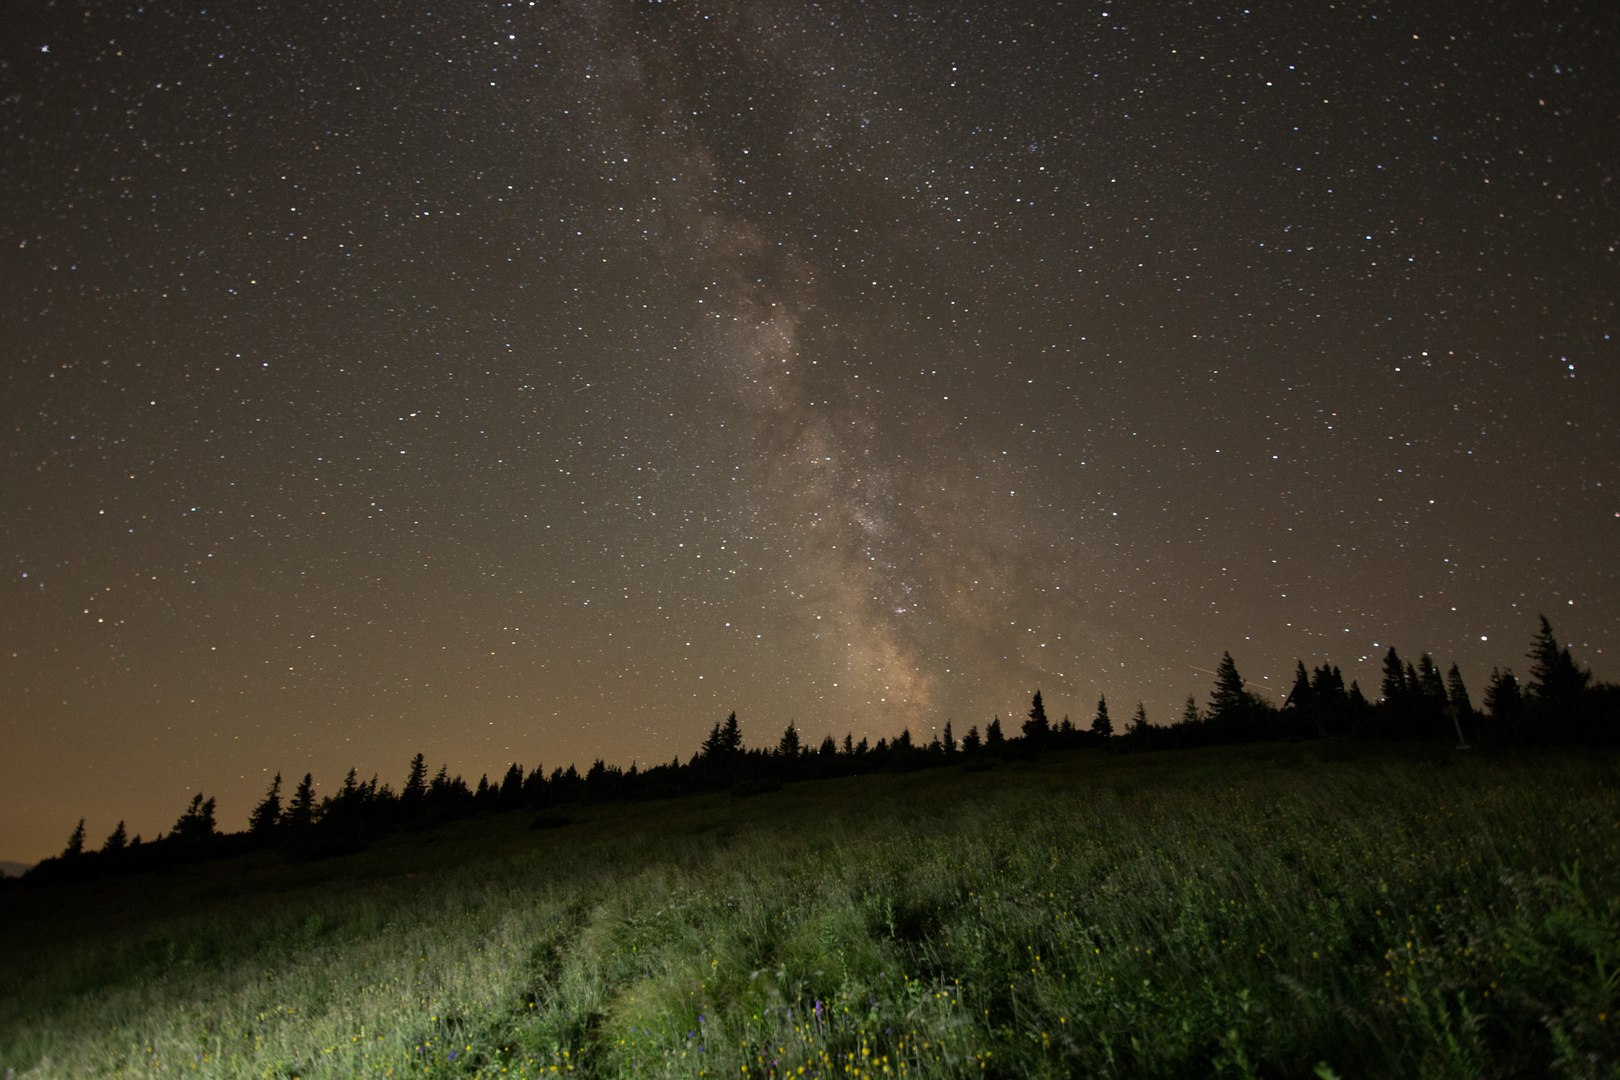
top-left (1, 745), bottom-right (1616, 1077)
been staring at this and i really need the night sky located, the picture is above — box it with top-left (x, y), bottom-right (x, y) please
top-left (4, 1), bottom-right (1616, 864)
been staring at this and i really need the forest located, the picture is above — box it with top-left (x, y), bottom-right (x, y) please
top-left (16, 614), bottom-right (1617, 887)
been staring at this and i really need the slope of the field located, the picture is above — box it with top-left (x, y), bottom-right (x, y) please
top-left (1, 742), bottom-right (1616, 1078)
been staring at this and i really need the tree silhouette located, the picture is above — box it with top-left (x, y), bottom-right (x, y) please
top-left (101, 820), bottom-right (128, 854)
top-left (1417, 655), bottom-right (1447, 708)
top-left (1181, 695), bottom-right (1201, 726)
top-left (1211, 653), bottom-right (1247, 720)
top-left (287, 773), bottom-right (317, 828)
top-left (776, 722), bottom-right (801, 757)
top-left (62, 819), bottom-right (86, 858)
top-left (1127, 701), bottom-right (1150, 738)
top-left (1446, 663), bottom-right (1473, 721)
top-left (962, 725), bottom-right (982, 754)
top-left (1286, 661), bottom-right (1314, 710)
top-left (249, 773), bottom-right (283, 833)
top-left (1023, 690), bottom-right (1050, 744)
top-left (985, 716), bottom-right (1005, 749)
top-left (1380, 647), bottom-right (1409, 705)
top-left (498, 763), bottom-right (524, 808)
top-left (403, 753), bottom-right (428, 805)
top-left (1091, 696), bottom-right (1114, 738)
top-left (942, 720), bottom-right (957, 754)
top-left (1311, 664), bottom-right (1346, 701)
top-left (171, 794), bottom-right (217, 843)
top-left (702, 711), bottom-right (745, 761)
top-left (1484, 667), bottom-right (1523, 722)
top-left (1528, 615), bottom-right (1591, 702)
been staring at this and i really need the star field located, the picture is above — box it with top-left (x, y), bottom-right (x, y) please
top-left (2, 0), bottom-right (1616, 861)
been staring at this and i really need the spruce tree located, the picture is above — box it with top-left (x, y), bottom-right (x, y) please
top-left (1128, 701), bottom-right (1150, 737)
top-left (985, 716), bottom-right (1005, 748)
top-left (287, 773), bottom-right (317, 828)
top-left (1023, 690), bottom-right (1050, 743)
top-left (1181, 695), bottom-right (1201, 726)
top-left (1446, 663), bottom-right (1473, 719)
top-left (1312, 664), bottom-right (1346, 702)
top-left (1417, 655), bottom-right (1447, 706)
top-left (942, 720), bottom-right (957, 754)
top-left (700, 721), bottom-right (724, 760)
top-left (1210, 653), bottom-right (1247, 724)
top-left (777, 722), bottom-right (801, 757)
top-left (1484, 667), bottom-right (1523, 719)
top-left (818, 734), bottom-right (837, 756)
top-left (63, 819), bottom-right (86, 858)
top-left (249, 773), bottom-right (283, 833)
top-left (1092, 696), bottom-right (1114, 737)
top-left (172, 794), bottom-right (217, 842)
top-left (101, 820), bottom-right (128, 854)
top-left (962, 726), bottom-right (982, 753)
top-left (1527, 615), bottom-right (1591, 702)
top-left (719, 711), bottom-right (744, 755)
top-left (403, 753), bottom-right (428, 804)
top-left (499, 763), bottom-right (524, 805)
top-left (1380, 647), bottom-right (1408, 704)
top-left (1287, 660), bottom-right (1313, 709)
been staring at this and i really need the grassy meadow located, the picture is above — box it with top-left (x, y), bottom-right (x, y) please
top-left (1, 742), bottom-right (1617, 1078)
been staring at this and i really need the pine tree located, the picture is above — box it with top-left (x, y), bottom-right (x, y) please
top-left (719, 711), bottom-right (743, 755)
top-left (1446, 663), bottom-right (1473, 719)
top-left (172, 794), bottom-right (217, 842)
top-left (1484, 667), bottom-right (1523, 719)
top-left (286, 774), bottom-right (317, 828)
top-left (403, 753), bottom-right (428, 804)
top-left (1209, 653), bottom-right (1248, 726)
top-left (101, 820), bottom-right (128, 854)
top-left (1091, 696), bottom-right (1114, 737)
top-left (1417, 655), bottom-right (1447, 706)
top-left (1023, 690), bottom-right (1050, 743)
top-left (249, 773), bottom-right (283, 833)
top-left (962, 725), bottom-right (982, 753)
top-left (777, 722), bottom-right (801, 757)
top-left (1181, 695), bottom-right (1201, 726)
top-left (1527, 616), bottom-right (1591, 702)
top-left (499, 762), bottom-right (524, 805)
top-left (942, 720), bottom-right (957, 754)
top-left (1380, 647), bottom-right (1408, 704)
top-left (985, 716), bottom-right (1005, 748)
top-left (700, 722), bottom-right (724, 760)
top-left (1286, 660), bottom-right (1313, 709)
top-left (1127, 701), bottom-right (1150, 737)
top-left (63, 819), bottom-right (86, 858)
top-left (842, 733), bottom-right (854, 755)
top-left (818, 734), bottom-right (837, 756)
top-left (1312, 664), bottom-right (1346, 702)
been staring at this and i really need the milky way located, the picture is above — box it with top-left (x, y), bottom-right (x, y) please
top-left (3, 1), bottom-right (1616, 860)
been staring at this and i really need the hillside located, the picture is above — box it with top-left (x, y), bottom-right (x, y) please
top-left (2, 742), bottom-right (1616, 1078)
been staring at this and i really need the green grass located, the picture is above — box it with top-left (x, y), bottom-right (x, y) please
top-left (2, 742), bottom-right (1617, 1078)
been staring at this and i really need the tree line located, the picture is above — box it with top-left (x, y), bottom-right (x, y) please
top-left (17, 615), bottom-right (1616, 886)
